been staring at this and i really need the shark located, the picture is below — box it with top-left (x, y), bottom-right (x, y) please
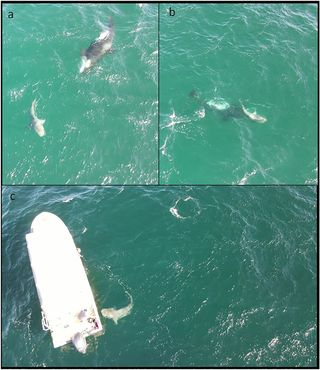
top-left (190, 90), bottom-right (267, 123)
top-left (101, 291), bottom-right (133, 325)
top-left (30, 99), bottom-right (46, 137)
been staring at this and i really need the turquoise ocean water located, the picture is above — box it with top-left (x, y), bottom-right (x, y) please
top-left (160, 3), bottom-right (318, 184)
top-left (3, 4), bottom-right (158, 185)
top-left (2, 186), bottom-right (317, 367)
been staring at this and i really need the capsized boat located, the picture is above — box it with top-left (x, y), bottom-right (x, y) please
top-left (25, 212), bottom-right (103, 353)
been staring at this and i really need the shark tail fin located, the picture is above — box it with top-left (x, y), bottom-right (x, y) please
top-left (125, 291), bottom-right (133, 306)
top-left (31, 99), bottom-right (37, 115)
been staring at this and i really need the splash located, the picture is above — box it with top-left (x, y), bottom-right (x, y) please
top-left (238, 169), bottom-right (257, 185)
top-left (62, 195), bottom-right (74, 203)
top-left (169, 196), bottom-right (201, 219)
top-left (206, 98), bottom-right (230, 111)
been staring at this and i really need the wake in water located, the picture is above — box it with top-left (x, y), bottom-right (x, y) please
top-left (190, 90), bottom-right (267, 124)
top-left (238, 169), bottom-right (258, 185)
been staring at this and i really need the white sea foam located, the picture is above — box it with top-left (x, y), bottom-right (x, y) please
top-left (62, 195), bottom-right (74, 203)
top-left (169, 196), bottom-right (201, 219)
top-left (206, 98), bottom-right (230, 111)
top-left (238, 169), bottom-right (257, 185)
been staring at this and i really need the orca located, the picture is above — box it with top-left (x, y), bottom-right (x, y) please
top-left (190, 90), bottom-right (267, 123)
top-left (80, 17), bottom-right (114, 73)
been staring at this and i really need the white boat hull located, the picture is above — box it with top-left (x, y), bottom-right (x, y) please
top-left (25, 212), bottom-right (103, 352)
